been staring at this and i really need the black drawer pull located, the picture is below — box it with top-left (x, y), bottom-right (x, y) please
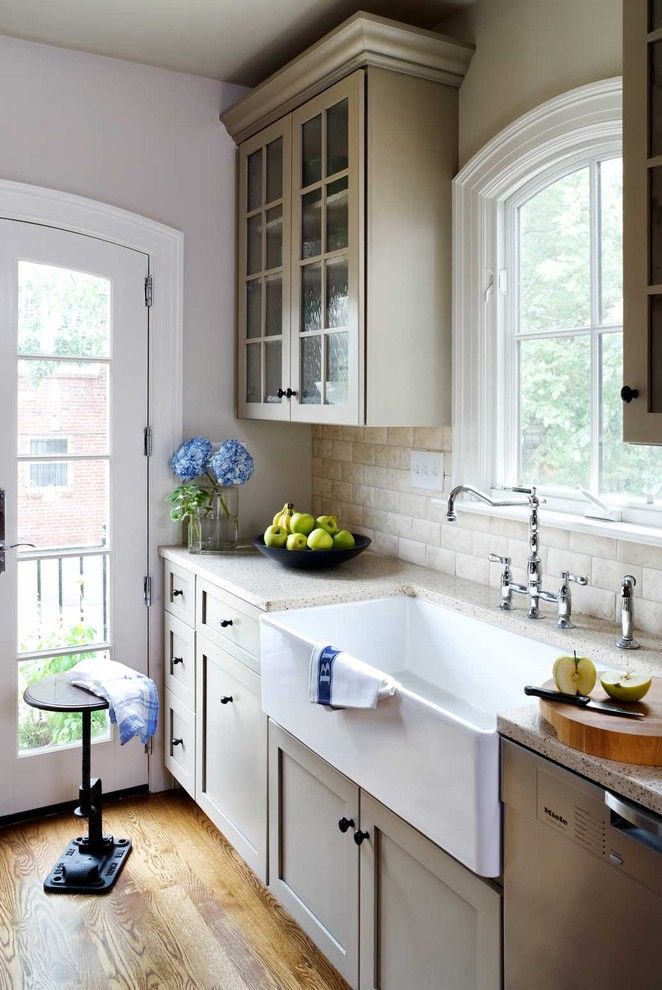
top-left (286, 388), bottom-right (297, 398)
top-left (338, 817), bottom-right (355, 833)
top-left (172, 588), bottom-right (184, 598)
top-left (220, 619), bottom-right (234, 628)
top-left (220, 695), bottom-right (234, 705)
top-left (172, 737), bottom-right (183, 747)
top-left (171, 656), bottom-right (183, 666)
top-left (353, 829), bottom-right (370, 846)
top-left (621, 385), bottom-right (639, 403)
top-left (277, 388), bottom-right (286, 398)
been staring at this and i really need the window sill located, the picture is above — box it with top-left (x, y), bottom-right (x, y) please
top-left (435, 499), bottom-right (662, 548)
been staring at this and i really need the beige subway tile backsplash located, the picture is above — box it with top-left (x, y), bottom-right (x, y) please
top-left (312, 425), bottom-right (662, 628)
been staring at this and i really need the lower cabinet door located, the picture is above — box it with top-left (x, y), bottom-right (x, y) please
top-left (268, 723), bottom-right (360, 988)
top-left (164, 688), bottom-right (196, 799)
top-left (196, 637), bottom-right (267, 882)
top-left (359, 792), bottom-right (502, 990)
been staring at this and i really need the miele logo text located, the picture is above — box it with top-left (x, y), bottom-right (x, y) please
top-left (544, 806), bottom-right (568, 827)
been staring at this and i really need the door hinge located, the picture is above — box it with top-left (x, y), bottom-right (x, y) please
top-left (144, 274), bottom-right (153, 308)
top-left (144, 737), bottom-right (154, 755)
top-left (144, 426), bottom-right (153, 457)
top-left (143, 575), bottom-right (152, 607)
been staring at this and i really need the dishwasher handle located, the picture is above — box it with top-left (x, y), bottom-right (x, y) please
top-left (605, 790), bottom-right (662, 847)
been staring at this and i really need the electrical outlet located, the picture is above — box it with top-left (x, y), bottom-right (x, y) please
top-left (410, 450), bottom-right (445, 492)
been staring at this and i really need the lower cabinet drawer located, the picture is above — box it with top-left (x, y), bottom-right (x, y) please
top-left (196, 580), bottom-right (260, 669)
top-left (164, 688), bottom-right (195, 799)
top-left (196, 636), bottom-right (267, 882)
top-left (164, 611), bottom-right (195, 710)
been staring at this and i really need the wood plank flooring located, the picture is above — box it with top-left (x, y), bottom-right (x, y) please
top-left (0, 790), bottom-right (350, 990)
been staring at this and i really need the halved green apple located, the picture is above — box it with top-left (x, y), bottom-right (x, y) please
top-left (553, 653), bottom-right (597, 696)
top-left (600, 669), bottom-right (652, 703)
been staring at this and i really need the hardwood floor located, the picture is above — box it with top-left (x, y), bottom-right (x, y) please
top-left (0, 790), bottom-right (350, 990)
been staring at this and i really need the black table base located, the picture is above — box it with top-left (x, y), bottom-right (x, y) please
top-left (44, 834), bottom-right (131, 894)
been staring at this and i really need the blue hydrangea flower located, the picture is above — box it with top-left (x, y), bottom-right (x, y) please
top-left (209, 439), bottom-right (255, 487)
top-left (170, 437), bottom-right (213, 482)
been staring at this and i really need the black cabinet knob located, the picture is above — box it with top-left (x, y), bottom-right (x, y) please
top-left (172, 588), bottom-right (184, 597)
top-left (277, 388), bottom-right (286, 398)
top-left (220, 695), bottom-right (234, 705)
top-left (338, 817), bottom-right (355, 833)
top-left (171, 656), bottom-right (183, 666)
top-left (285, 388), bottom-right (297, 398)
top-left (172, 737), bottom-right (183, 747)
top-left (353, 829), bottom-right (370, 846)
top-left (220, 619), bottom-right (233, 628)
top-left (621, 385), bottom-right (639, 403)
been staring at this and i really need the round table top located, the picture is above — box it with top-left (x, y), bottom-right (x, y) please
top-left (23, 674), bottom-right (109, 713)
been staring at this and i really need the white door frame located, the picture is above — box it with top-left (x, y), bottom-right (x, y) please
top-left (0, 179), bottom-right (184, 793)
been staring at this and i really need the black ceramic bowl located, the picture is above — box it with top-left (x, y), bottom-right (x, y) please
top-left (252, 533), bottom-right (371, 570)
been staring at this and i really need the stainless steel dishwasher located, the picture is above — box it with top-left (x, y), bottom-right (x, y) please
top-left (502, 739), bottom-right (662, 989)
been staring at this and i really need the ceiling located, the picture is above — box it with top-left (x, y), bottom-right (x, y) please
top-left (0, 0), bottom-right (475, 86)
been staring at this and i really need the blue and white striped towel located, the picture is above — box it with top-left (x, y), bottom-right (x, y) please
top-left (68, 658), bottom-right (159, 746)
top-left (309, 643), bottom-right (399, 709)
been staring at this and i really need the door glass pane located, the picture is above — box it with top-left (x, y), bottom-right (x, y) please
top-left (326, 258), bottom-right (349, 328)
top-left (265, 276), bottom-right (282, 337)
top-left (247, 214), bottom-right (263, 276)
top-left (18, 553), bottom-right (109, 653)
top-left (17, 360), bottom-right (109, 457)
top-left (519, 168), bottom-right (590, 332)
top-left (326, 177), bottom-right (348, 252)
top-left (246, 342), bottom-right (261, 403)
top-left (18, 650), bottom-right (110, 754)
top-left (600, 331), bottom-right (662, 495)
top-left (246, 279), bottom-right (262, 339)
top-left (300, 336), bottom-right (322, 405)
top-left (650, 166), bottom-right (662, 285)
top-left (18, 262), bottom-right (110, 357)
top-left (247, 150), bottom-right (262, 212)
top-left (326, 100), bottom-right (348, 176)
top-left (266, 205), bottom-right (283, 270)
top-left (264, 341), bottom-right (283, 403)
top-left (325, 333), bottom-right (348, 406)
top-left (301, 264), bottom-right (322, 333)
top-left (599, 159), bottom-right (623, 321)
top-left (301, 188), bottom-right (322, 258)
top-left (266, 138), bottom-right (283, 203)
top-left (302, 115), bottom-right (322, 187)
top-left (519, 335), bottom-right (591, 488)
top-left (17, 458), bottom-right (109, 551)
top-left (651, 41), bottom-right (662, 158)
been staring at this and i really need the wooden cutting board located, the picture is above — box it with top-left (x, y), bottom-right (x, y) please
top-left (539, 677), bottom-right (662, 766)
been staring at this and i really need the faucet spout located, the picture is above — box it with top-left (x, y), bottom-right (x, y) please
top-left (445, 485), bottom-right (530, 522)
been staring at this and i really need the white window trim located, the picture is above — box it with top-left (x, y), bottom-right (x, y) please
top-left (450, 78), bottom-right (662, 538)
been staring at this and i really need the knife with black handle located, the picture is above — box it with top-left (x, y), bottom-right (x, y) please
top-left (524, 685), bottom-right (645, 719)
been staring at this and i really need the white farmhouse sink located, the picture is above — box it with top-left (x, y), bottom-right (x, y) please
top-left (261, 595), bottom-right (562, 877)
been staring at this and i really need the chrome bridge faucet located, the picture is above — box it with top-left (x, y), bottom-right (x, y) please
top-left (446, 484), bottom-right (588, 625)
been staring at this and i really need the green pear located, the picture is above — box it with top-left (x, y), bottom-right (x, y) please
top-left (286, 532), bottom-right (308, 551)
top-left (264, 524), bottom-right (288, 548)
top-left (290, 512), bottom-right (316, 536)
top-left (307, 527), bottom-right (334, 550)
top-left (333, 530), bottom-right (355, 550)
top-left (316, 514), bottom-right (339, 537)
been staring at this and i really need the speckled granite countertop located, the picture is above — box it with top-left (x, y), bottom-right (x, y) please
top-left (160, 545), bottom-right (662, 815)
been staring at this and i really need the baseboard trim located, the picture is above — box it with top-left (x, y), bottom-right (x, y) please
top-left (0, 784), bottom-right (150, 828)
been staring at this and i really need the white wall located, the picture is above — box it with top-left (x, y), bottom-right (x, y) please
top-left (439, 0), bottom-right (622, 167)
top-left (0, 35), bottom-right (311, 537)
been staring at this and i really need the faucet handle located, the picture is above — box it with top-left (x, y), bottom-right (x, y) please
top-left (560, 570), bottom-right (588, 586)
top-left (489, 552), bottom-right (511, 567)
top-left (621, 574), bottom-right (637, 595)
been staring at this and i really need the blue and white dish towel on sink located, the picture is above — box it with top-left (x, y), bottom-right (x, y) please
top-left (309, 643), bottom-right (400, 709)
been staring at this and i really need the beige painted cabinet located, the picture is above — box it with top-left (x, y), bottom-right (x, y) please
top-left (268, 723), bottom-right (501, 990)
top-left (227, 13), bottom-right (473, 427)
top-left (623, 0), bottom-right (662, 442)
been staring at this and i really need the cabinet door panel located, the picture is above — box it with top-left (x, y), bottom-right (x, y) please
top-left (196, 638), bottom-right (267, 881)
top-left (290, 71), bottom-right (364, 425)
top-left (268, 723), bottom-right (359, 988)
top-left (164, 688), bottom-right (195, 799)
top-left (359, 793), bottom-right (501, 990)
top-left (238, 117), bottom-right (291, 420)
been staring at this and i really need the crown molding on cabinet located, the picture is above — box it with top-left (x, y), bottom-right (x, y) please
top-left (220, 11), bottom-right (474, 145)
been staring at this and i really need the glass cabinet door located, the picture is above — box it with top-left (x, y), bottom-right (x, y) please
top-left (289, 71), bottom-right (364, 424)
top-left (237, 118), bottom-right (291, 419)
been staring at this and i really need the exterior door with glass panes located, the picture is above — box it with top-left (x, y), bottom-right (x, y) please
top-left (290, 71), bottom-right (363, 425)
top-left (238, 117), bottom-right (291, 419)
top-left (0, 220), bottom-right (149, 816)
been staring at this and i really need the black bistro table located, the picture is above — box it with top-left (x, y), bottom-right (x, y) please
top-left (23, 674), bottom-right (131, 893)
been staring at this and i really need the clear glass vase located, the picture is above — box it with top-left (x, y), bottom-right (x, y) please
top-left (199, 487), bottom-right (239, 552)
top-left (187, 511), bottom-right (202, 554)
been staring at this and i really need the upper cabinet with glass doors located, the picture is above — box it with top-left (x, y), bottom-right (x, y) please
top-left (623, 0), bottom-right (662, 442)
top-left (225, 13), bottom-right (473, 426)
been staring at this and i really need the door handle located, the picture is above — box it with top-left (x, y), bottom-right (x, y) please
top-left (353, 829), bottom-right (370, 846)
top-left (172, 737), bottom-right (183, 747)
top-left (338, 817), bottom-right (355, 833)
top-left (605, 791), bottom-right (662, 842)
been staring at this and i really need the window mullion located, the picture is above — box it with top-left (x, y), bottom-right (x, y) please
top-left (589, 159), bottom-right (601, 496)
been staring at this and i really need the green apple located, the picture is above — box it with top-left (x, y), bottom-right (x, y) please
top-left (316, 514), bottom-right (339, 537)
top-left (333, 530), bottom-right (355, 550)
top-left (600, 669), bottom-right (652, 703)
top-left (553, 653), bottom-right (596, 696)
top-left (307, 527), bottom-right (334, 551)
top-left (264, 524), bottom-right (288, 548)
top-left (290, 511), bottom-right (316, 536)
top-left (286, 532), bottom-right (308, 551)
